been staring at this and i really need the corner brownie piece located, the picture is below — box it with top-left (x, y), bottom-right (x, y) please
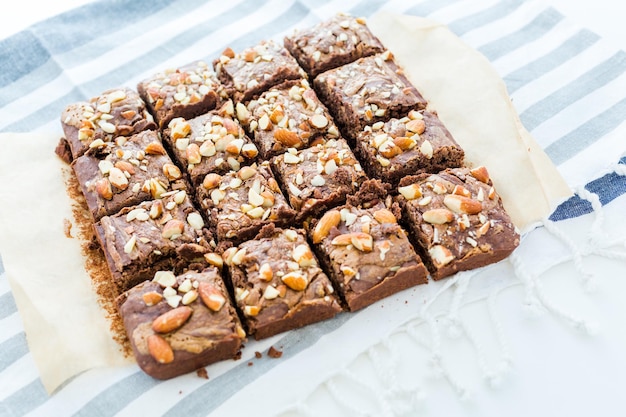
top-left (95, 190), bottom-right (213, 291)
top-left (162, 100), bottom-right (259, 186)
top-left (196, 163), bottom-right (296, 245)
top-left (117, 268), bottom-right (245, 380)
top-left (213, 40), bottom-right (306, 103)
top-left (313, 52), bottom-right (427, 141)
top-left (354, 109), bottom-right (464, 187)
top-left (72, 130), bottom-right (187, 221)
top-left (396, 167), bottom-right (520, 280)
top-left (307, 182), bottom-right (428, 311)
top-left (60, 87), bottom-right (156, 161)
top-left (272, 138), bottom-right (367, 219)
top-left (224, 225), bottom-right (342, 339)
top-left (137, 60), bottom-right (229, 129)
top-left (236, 79), bottom-right (340, 159)
top-left (284, 13), bottom-right (385, 78)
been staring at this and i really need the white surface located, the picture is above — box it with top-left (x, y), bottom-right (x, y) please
top-left (2, 1), bottom-right (626, 416)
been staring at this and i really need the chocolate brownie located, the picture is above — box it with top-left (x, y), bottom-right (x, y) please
top-left (396, 167), bottom-right (520, 280)
top-left (224, 225), bottom-right (342, 339)
top-left (162, 100), bottom-right (259, 186)
top-left (60, 87), bottom-right (156, 161)
top-left (195, 163), bottom-right (296, 245)
top-left (236, 79), bottom-right (340, 159)
top-left (284, 13), bottom-right (385, 78)
top-left (117, 268), bottom-right (245, 380)
top-left (137, 60), bottom-right (229, 129)
top-left (354, 109), bottom-right (464, 187)
top-left (213, 40), bottom-right (306, 103)
top-left (313, 52), bottom-right (427, 141)
top-left (95, 190), bottom-right (213, 291)
top-left (272, 138), bottom-right (367, 219)
top-left (72, 130), bottom-right (187, 221)
top-left (307, 182), bottom-right (428, 311)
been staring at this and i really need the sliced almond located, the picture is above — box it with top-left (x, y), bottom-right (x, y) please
top-left (204, 252), bottom-right (224, 269)
top-left (152, 306), bottom-right (193, 333)
top-left (238, 166), bottom-right (257, 180)
top-left (393, 136), bottom-right (415, 150)
top-left (281, 271), bottom-right (308, 291)
top-left (150, 200), bottom-right (164, 219)
top-left (231, 247), bottom-right (247, 266)
top-left (476, 221), bottom-right (491, 238)
top-left (312, 210), bottom-right (341, 243)
top-left (423, 208), bottom-right (454, 224)
top-left (443, 194), bottom-right (483, 215)
top-left (187, 212), bottom-right (204, 230)
top-left (198, 282), bottom-right (226, 312)
top-left (420, 140), bottom-right (433, 159)
top-left (309, 114), bottom-right (328, 129)
top-left (330, 233), bottom-right (353, 246)
top-left (153, 271), bottom-right (177, 287)
top-left (147, 334), bottom-right (174, 364)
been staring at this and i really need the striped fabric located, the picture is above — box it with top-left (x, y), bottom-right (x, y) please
top-left (1, 0), bottom-right (626, 415)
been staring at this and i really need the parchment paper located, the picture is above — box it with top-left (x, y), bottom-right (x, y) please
top-left (0, 12), bottom-right (572, 394)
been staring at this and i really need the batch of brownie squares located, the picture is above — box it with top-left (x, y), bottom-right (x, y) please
top-left (56, 14), bottom-right (520, 380)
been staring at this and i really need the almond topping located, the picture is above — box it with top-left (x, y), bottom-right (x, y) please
top-left (153, 271), bottom-right (177, 287)
top-left (108, 167), bottom-right (129, 190)
top-left (198, 282), bottom-right (226, 312)
top-left (373, 208), bottom-right (397, 224)
top-left (203, 173), bottom-right (222, 189)
top-left (95, 178), bottom-right (113, 200)
top-left (443, 194), bottom-right (483, 215)
top-left (147, 335), bottom-right (174, 364)
top-left (142, 291), bottom-right (163, 306)
top-left (263, 285), bottom-right (281, 300)
top-left (145, 142), bottom-right (167, 155)
top-left (204, 252), bottom-right (224, 269)
top-left (115, 160), bottom-right (135, 175)
top-left (162, 219), bottom-right (185, 239)
top-left (398, 184), bottom-right (422, 200)
top-left (423, 208), bottom-right (455, 224)
top-left (406, 118), bottom-right (426, 134)
top-left (152, 306), bottom-right (193, 333)
top-left (470, 166), bottom-right (490, 184)
top-left (429, 245), bottom-right (455, 266)
top-left (281, 271), bottom-right (308, 291)
top-left (259, 263), bottom-right (273, 281)
top-left (452, 185), bottom-right (471, 197)
top-left (350, 232), bottom-right (374, 252)
top-left (163, 163), bottom-right (182, 180)
top-left (292, 244), bottom-right (316, 267)
top-left (244, 305), bottom-right (260, 316)
top-left (186, 143), bottom-right (202, 164)
top-left (309, 114), bottom-right (328, 129)
top-left (312, 210), bottom-right (341, 243)
top-left (274, 129), bottom-right (301, 147)
top-left (476, 221), bottom-right (491, 238)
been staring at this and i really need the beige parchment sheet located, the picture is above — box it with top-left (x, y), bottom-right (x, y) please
top-left (0, 12), bottom-right (572, 394)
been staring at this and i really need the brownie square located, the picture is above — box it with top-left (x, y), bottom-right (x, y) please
top-left (396, 167), bottom-right (520, 280)
top-left (95, 191), bottom-right (213, 291)
top-left (224, 225), bottom-right (342, 339)
top-left (162, 100), bottom-right (259, 187)
top-left (72, 130), bottom-right (187, 221)
top-left (137, 60), bottom-right (229, 129)
top-left (313, 52), bottom-right (427, 141)
top-left (195, 162), bottom-right (296, 245)
top-left (60, 87), bottom-right (156, 161)
top-left (213, 40), bottom-right (306, 103)
top-left (354, 109), bottom-right (465, 187)
top-left (117, 267), bottom-right (245, 380)
top-left (236, 79), bottom-right (340, 159)
top-left (284, 13), bottom-right (385, 78)
top-left (272, 138), bottom-right (368, 219)
top-left (307, 184), bottom-right (428, 311)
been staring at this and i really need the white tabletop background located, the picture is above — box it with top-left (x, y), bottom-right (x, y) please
top-left (2, 1), bottom-right (626, 416)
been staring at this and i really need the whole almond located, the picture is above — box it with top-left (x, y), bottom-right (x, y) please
top-left (443, 194), bottom-right (483, 215)
top-left (312, 210), bottom-right (341, 243)
top-left (422, 208), bottom-right (454, 224)
top-left (152, 306), bottom-right (193, 333)
top-left (274, 129), bottom-right (301, 147)
top-left (147, 334), bottom-right (174, 364)
top-left (198, 282), bottom-right (226, 312)
top-left (406, 118), bottom-right (426, 134)
top-left (108, 167), bottom-right (129, 190)
top-left (373, 208), bottom-right (397, 224)
top-left (115, 160), bottom-right (136, 175)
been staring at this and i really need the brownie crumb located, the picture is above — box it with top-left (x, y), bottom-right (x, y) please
top-left (254, 351), bottom-right (262, 359)
top-left (267, 346), bottom-right (283, 358)
top-left (196, 368), bottom-right (209, 379)
top-left (247, 362), bottom-right (253, 366)
top-left (63, 218), bottom-right (73, 238)
top-left (55, 138), bottom-right (72, 164)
